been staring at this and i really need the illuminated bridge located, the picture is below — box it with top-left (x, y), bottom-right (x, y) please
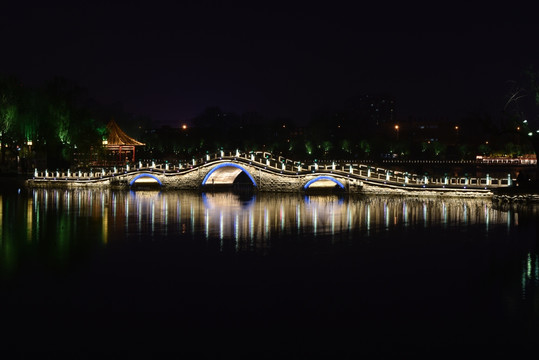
top-left (27, 150), bottom-right (514, 195)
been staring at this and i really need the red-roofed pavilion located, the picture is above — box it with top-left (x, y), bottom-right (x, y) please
top-left (104, 119), bottom-right (145, 164)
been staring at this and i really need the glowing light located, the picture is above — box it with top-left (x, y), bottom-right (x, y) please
top-left (304, 176), bottom-right (345, 189)
top-left (181, 124), bottom-right (187, 130)
top-left (129, 173), bottom-right (163, 186)
top-left (202, 163), bottom-right (257, 187)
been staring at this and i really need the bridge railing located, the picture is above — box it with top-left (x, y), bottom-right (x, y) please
top-left (30, 151), bottom-right (515, 188)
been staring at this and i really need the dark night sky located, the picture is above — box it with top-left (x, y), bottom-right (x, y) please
top-left (2, 1), bottom-right (539, 126)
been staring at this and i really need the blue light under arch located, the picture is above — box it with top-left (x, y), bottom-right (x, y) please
top-left (303, 176), bottom-right (345, 190)
top-left (202, 163), bottom-right (257, 187)
top-left (129, 173), bottom-right (163, 186)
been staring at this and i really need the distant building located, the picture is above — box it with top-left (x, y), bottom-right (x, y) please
top-left (344, 93), bottom-right (395, 127)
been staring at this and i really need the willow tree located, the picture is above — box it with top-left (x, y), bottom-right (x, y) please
top-left (0, 76), bottom-right (21, 164)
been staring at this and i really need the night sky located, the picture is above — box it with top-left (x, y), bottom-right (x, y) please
top-left (2, 1), bottom-right (539, 126)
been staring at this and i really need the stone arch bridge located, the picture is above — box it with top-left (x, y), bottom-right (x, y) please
top-left (27, 151), bottom-right (513, 195)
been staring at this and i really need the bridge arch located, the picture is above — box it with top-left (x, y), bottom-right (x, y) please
top-left (304, 176), bottom-right (345, 190)
top-left (129, 173), bottom-right (163, 186)
top-left (202, 162), bottom-right (257, 187)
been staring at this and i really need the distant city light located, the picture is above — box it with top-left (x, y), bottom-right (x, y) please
top-left (27, 140), bottom-right (33, 146)
top-left (528, 132), bottom-right (533, 136)
top-left (182, 124), bottom-right (187, 130)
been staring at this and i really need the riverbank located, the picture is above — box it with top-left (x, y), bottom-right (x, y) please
top-left (492, 182), bottom-right (539, 203)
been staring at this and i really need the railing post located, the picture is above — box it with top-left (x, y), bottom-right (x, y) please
top-left (507, 173), bottom-right (512, 186)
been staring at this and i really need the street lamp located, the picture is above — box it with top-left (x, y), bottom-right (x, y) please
top-left (394, 124), bottom-right (399, 141)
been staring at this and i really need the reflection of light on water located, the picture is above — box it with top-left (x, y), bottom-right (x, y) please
top-left (313, 207), bottom-right (317, 236)
top-left (347, 204), bottom-right (352, 231)
top-left (190, 203), bottom-right (194, 234)
top-left (423, 202), bottom-right (427, 227)
top-left (234, 213), bottom-right (239, 246)
top-left (125, 196), bottom-right (129, 231)
top-left (249, 208), bottom-right (254, 242)
top-left (403, 201), bottom-right (408, 226)
top-left (20, 190), bottom-right (533, 255)
top-left (205, 208), bottom-right (209, 239)
top-left (220, 210), bottom-right (224, 242)
top-left (102, 202), bottom-right (108, 244)
top-left (150, 199), bottom-right (154, 234)
top-left (296, 204), bottom-right (301, 233)
top-left (485, 204), bottom-right (489, 230)
top-left (366, 204), bottom-right (371, 233)
top-left (331, 205), bottom-right (335, 236)
top-left (384, 202), bottom-right (388, 230)
top-left (138, 197), bottom-right (142, 233)
top-left (522, 253), bottom-right (539, 300)
top-left (163, 198), bottom-right (168, 233)
top-left (264, 208), bottom-right (270, 239)
top-left (27, 198), bottom-right (33, 242)
top-left (280, 203), bottom-right (285, 232)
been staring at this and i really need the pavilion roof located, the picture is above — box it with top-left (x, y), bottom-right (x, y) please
top-left (106, 119), bottom-right (145, 146)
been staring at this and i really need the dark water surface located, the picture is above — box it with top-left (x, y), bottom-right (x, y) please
top-left (1, 181), bottom-right (538, 355)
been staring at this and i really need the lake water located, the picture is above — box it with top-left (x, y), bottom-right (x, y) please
top-left (1, 181), bottom-right (538, 355)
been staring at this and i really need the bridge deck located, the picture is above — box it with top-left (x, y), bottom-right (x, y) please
top-left (27, 151), bottom-right (514, 192)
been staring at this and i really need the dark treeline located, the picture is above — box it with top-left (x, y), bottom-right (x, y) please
top-left (143, 106), bottom-right (535, 164)
top-left (1, 74), bottom-right (537, 173)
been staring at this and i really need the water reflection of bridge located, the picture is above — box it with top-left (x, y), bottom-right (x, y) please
top-left (27, 151), bottom-right (514, 194)
top-left (22, 189), bottom-right (522, 250)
